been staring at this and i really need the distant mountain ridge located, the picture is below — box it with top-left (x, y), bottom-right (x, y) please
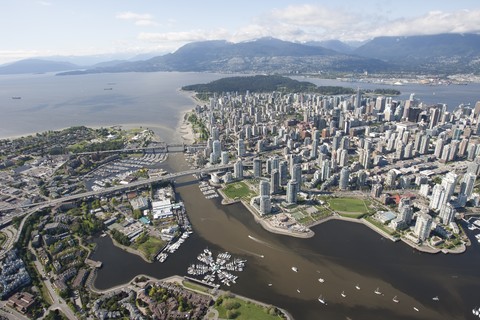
top-left (354, 33), bottom-right (480, 73)
top-left (2, 33), bottom-right (479, 75)
top-left (58, 37), bottom-right (387, 75)
top-left (0, 59), bottom-right (81, 74)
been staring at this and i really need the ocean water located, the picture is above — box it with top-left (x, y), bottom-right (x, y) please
top-left (1, 72), bottom-right (479, 140)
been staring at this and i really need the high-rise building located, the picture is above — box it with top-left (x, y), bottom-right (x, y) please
top-left (441, 172), bottom-right (458, 201)
top-left (321, 159), bottom-right (331, 181)
top-left (221, 151), bottom-right (229, 165)
top-left (339, 167), bottom-right (350, 190)
top-left (234, 159), bottom-right (243, 179)
top-left (459, 172), bottom-right (476, 199)
top-left (434, 138), bottom-right (444, 158)
top-left (270, 169), bottom-right (280, 194)
top-left (253, 158), bottom-right (262, 178)
top-left (212, 140), bottom-right (221, 163)
top-left (237, 139), bottom-right (246, 157)
top-left (429, 184), bottom-right (446, 210)
top-left (292, 163), bottom-right (302, 184)
top-left (398, 198), bottom-right (413, 224)
top-left (439, 202), bottom-right (456, 225)
top-left (259, 180), bottom-right (270, 197)
top-left (259, 196), bottom-right (272, 215)
top-left (371, 183), bottom-right (383, 198)
top-left (414, 212), bottom-right (433, 241)
top-left (385, 169), bottom-right (397, 189)
top-left (279, 161), bottom-right (288, 186)
top-left (286, 180), bottom-right (298, 204)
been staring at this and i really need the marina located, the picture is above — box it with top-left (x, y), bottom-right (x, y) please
top-left (156, 231), bottom-right (193, 262)
top-left (199, 181), bottom-right (219, 199)
top-left (186, 248), bottom-right (247, 287)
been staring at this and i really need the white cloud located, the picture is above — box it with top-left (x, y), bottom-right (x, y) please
top-left (37, 1), bottom-right (52, 6)
top-left (116, 11), bottom-right (157, 27)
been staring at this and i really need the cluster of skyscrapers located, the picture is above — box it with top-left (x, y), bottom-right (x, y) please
top-left (193, 89), bottom-right (480, 243)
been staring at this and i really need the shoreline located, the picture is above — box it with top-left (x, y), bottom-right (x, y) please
top-left (107, 233), bottom-right (154, 264)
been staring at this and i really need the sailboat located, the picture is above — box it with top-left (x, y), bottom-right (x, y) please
top-left (341, 291), bottom-right (346, 298)
top-left (374, 287), bottom-right (382, 295)
top-left (392, 296), bottom-right (399, 303)
top-left (318, 295), bottom-right (326, 305)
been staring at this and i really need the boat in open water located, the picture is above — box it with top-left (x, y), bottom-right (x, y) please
top-left (318, 295), bottom-right (326, 305)
top-left (393, 296), bottom-right (399, 303)
top-left (374, 287), bottom-right (382, 295)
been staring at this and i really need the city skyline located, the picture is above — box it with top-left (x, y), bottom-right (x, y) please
top-left (1, 0), bottom-right (480, 64)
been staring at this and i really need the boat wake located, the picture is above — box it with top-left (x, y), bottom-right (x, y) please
top-left (237, 247), bottom-right (265, 259)
top-left (247, 235), bottom-right (277, 250)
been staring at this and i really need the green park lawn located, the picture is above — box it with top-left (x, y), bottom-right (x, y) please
top-left (215, 297), bottom-right (285, 320)
top-left (326, 197), bottom-right (371, 214)
top-left (134, 237), bottom-right (165, 261)
top-left (222, 182), bottom-right (255, 200)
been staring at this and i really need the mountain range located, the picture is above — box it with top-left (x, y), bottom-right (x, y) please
top-left (1, 33), bottom-right (479, 75)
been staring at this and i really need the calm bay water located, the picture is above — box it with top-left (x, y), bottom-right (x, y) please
top-left (2, 71), bottom-right (480, 319)
top-left (89, 154), bottom-right (480, 320)
top-left (1, 72), bottom-right (480, 139)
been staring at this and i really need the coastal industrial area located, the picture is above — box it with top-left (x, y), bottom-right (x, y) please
top-left (0, 76), bottom-right (480, 319)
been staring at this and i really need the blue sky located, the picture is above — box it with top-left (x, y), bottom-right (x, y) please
top-left (1, 0), bottom-right (479, 64)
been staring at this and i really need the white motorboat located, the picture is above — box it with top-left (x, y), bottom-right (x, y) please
top-left (341, 291), bottom-right (346, 298)
top-left (318, 278), bottom-right (325, 283)
top-left (374, 287), bottom-right (382, 295)
top-left (355, 284), bottom-right (360, 290)
top-left (318, 295), bottom-right (326, 305)
top-left (393, 296), bottom-right (399, 303)
top-left (291, 267), bottom-right (298, 272)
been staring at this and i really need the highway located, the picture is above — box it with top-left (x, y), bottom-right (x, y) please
top-left (0, 162), bottom-right (237, 217)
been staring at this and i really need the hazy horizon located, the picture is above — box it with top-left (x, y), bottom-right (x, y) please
top-left (1, 0), bottom-right (479, 64)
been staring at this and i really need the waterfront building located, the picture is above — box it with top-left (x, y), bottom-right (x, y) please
top-left (398, 198), bottom-right (413, 224)
top-left (259, 196), bottom-right (272, 215)
top-left (414, 212), bottom-right (433, 241)
top-left (287, 179), bottom-right (298, 204)
top-left (459, 172), bottom-right (476, 199)
top-left (439, 202), bottom-right (456, 225)
top-left (234, 159), bottom-right (243, 179)
top-left (339, 167), bottom-right (350, 191)
top-left (259, 180), bottom-right (270, 197)
top-left (270, 169), bottom-right (280, 194)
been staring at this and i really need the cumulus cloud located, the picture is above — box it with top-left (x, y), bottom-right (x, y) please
top-left (133, 5), bottom-right (480, 54)
top-left (116, 11), bottom-right (157, 27)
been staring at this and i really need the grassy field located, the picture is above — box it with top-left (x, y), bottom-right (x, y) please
top-left (326, 197), bottom-right (371, 214)
top-left (182, 280), bottom-right (210, 293)
top-left (222, 182), bottom-right (255, 200)
top-left (215, 297), bottom-right (285, 320)
top-left (364, 216), bottom-right (396, 235)
top-left (134, 237), bottom-right (165, 261)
